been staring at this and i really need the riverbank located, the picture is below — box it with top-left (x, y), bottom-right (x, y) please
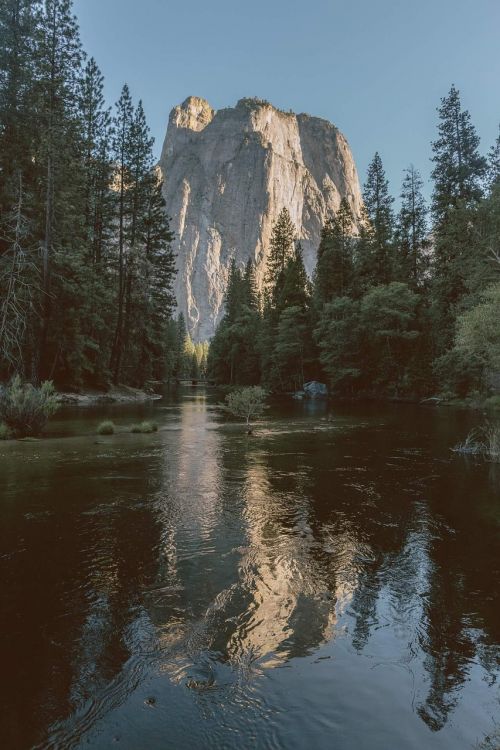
top-left (56, 384), bottom-right (161, 406)
top-left (286, 386), bottom-right (500, 413)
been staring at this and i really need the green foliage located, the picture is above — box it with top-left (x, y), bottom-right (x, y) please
top-left (436, 282), bottom-right (500, 396)
top-left (223, 386), bottom-right (267, 428)
top-left (265, 207), bottom-right (296, 309)
top-left (488, 126), bottom-right (500, 189)
top-left (108, 92), bottom-right (176, 386)
top-left (484, 396), bottom-right (500, 410)
top-left (97, 420), bottom-right (115, 435)
top-left (395, 166), bottom-right (429, 287)
top-left (2, 14), bottom-right (497, 415)
top-left (130, 420), bottom-right (158, 434)
top-left (357, 152), bottom-right (395, 287)
top-left (433, 348), bottom-right (484, 399)
top-left (259, 220), bottom-right (313, 390)
top-left (273, 306), bottom-right (308, 391)
top-left (315, 297), bottom-right (361, 392)
top-left (431, 85), bottom-right (486, 223)
top-left (314, 199), bottom-right (355, 305)
top-left (209, 86), bottom-right (498, 405)
top-left (0, 422), bottom-right (12, 440)
top-left (430, 85), bottom-right (488, 353)
top-left (0, 1), bottom-right (176, 388)
top-left (208, 259), bottom-right (262, 385)
top-left (0, 376), bottom-right (59, 437)
top-left (315, 284), bottom-right (418, 395)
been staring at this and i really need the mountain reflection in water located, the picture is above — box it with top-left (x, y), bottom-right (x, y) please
top-left (0, 391), bottom-right (499, 750)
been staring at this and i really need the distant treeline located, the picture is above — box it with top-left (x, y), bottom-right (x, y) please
top-left (0, 0), bottom-right (181, 388)
top-left (209, 89), bottom-right (500, 399)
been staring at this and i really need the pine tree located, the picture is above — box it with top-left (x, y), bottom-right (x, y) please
top-left (0, 0), bottom-right (39, 377)
top-left (314, 198), bottom-right (355, 304)
top-left (175, 313), bottom-right (187, 377)
top-left (315, 297), bottom-right (362, 394)
top-left (396, 166), bottom-right (429, 287)
top-left (78, 57), bottom-right (113, 265)
top-left (73, 57), bottom-right (115, 385)
top-left (265, 207), bottom-right (296, 308)
top-left (273, 306), bottom-right (307, 391)
top-left (0, 0), bottom-right (38, 218)
top-left (279, 242), bottom-right (310, 310)
top-left (224, 259), bottom-right (244, 322)
top-left (109, 84), bottom-right (134, 382)
top-left (359, 283), bottom-right (419, 393)
top-left (139, 169), bottom-right (176, 381)
top-left (266, 243), bottom-right (312, 390)
top-left (357, 152), bottom-right (395, 287)
top-left (34, 0), bottom-right (84, 379)
top-left (487, 125), bottom-right (500, 190)
top-left (0, 0), bottom-right (177, 388)
top-left (431, 85), bottom-right (486, 223)
top-left (430, 86), bottom-right (487, 351)
top-left (207, 256), bottom-right (263, 385)
top-left (243, 259), bottom-right (259, 310)
top-left (0, 174), bottom-right (38, 377)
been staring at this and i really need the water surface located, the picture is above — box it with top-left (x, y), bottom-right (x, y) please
top-left (1, 390), bottom-right (499, 749)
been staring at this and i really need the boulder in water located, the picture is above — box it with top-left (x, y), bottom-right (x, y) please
top-left (303, 381), bottom-right (328, 399)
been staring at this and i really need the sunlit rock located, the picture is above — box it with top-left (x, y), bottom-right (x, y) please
top-left (159, 96), bottom-right (363, 340)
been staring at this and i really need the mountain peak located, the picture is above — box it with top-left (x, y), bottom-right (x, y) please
top-left (170, 96), bottom-right (215, 132)
top-left (160, 99), bottom-right (363, 340)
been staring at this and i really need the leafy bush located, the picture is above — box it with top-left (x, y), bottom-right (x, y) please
top-left (484, 395), bottom-right (500, 410)
top-left (130, 421), bottom-right (158, 434)
top-left (97, 420), bottom-right (115, 435)
top-left (0, 376), bottom-right (59, 437)
top-left (223, 386), bottom-right (267, 432)
top-left (0, 422), bottom-right (12, 440)
top-left (434, 349), bottom-right (485, 399)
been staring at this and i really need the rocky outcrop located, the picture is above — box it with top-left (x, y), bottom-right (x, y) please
top-left (159, 96), bottom-right (363, 340)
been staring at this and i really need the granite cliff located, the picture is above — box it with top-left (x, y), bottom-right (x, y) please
top-left (159, 96), bottom-right (363, 340)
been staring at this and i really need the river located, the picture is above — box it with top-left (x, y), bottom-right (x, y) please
top-left (1, 388), bottom-right (499, 749)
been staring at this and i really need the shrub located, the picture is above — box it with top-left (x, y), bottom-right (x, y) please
top-left (485, 424), bottom-right (500, 461)
top-left (452, 429), bottom-right (485, 455)
top-left (484, 395), bottom-right (500, 410)
top-left (222, 386), bottom-right (267, 432)
top-left (0, 422), bottom-right (12, 440)
top-left (97, 420), bottom-right (115, 435)
top-left (453, 423), bottom-right (500, 462)
top-left (131, 420), bottom-right (158, 434)
top-left (0, 376), bottom-right (59, 438)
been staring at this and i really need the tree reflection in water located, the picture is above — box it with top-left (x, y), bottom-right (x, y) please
top-left (1, 393), bottom-right (499, 749)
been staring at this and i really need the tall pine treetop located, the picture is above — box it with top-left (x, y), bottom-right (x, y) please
top-left (396, 165), bottom-right (428, 287)
top-left (363, 152), bottom-right (394, 232)
top-left (266, 207), bottom-right (296, 281)
top-left (358, 152), bottom-right (395, 285)
top-left (431, 84), bottom-right (487, 222)
top-left (487, 125), bottom-right (500, 190)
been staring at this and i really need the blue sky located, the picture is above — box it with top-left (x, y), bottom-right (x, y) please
top-left (74, 0), bottom-right (500, 202)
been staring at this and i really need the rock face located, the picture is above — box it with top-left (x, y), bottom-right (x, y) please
top-left (159, 96), bottom-right (363, 341)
